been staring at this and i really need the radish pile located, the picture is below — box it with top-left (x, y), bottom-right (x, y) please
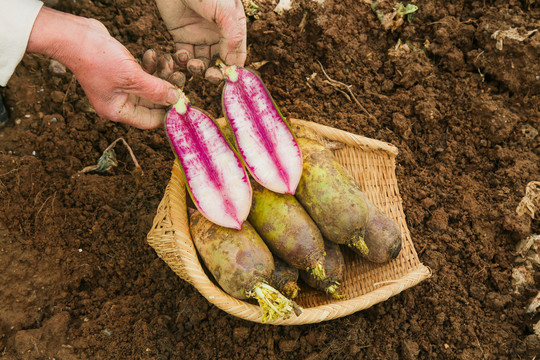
top-left (164, 67), bottom-right (402, 322)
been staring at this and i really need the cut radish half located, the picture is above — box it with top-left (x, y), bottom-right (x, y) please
top-left (221, 66), bottom-right (303, 194)
top-left (165, 93), bottom-right (252, 229)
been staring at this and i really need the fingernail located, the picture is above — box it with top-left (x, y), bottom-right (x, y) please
top-left (188, 65), bottom-right (202, 75)
top-left (188, 60), bottom-right (205, 76)
top-left (169, 72), bottom-right (186, 89)
top-left (167, 88), bottom-right (180, 105)
top-left (205, 67), bottom-right (223, 85)
top-left (177, 52), bottom-right (189, 63)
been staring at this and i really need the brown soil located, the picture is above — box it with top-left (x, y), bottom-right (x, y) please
top-left (1, 0), bottom-right (539, 359)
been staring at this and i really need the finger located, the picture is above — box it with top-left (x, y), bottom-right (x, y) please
top-left (135, 94), bottom-right (163, 109)
top-left (157, 54), bottom-right (175, 80)
top-left (174, 44), bottom-right (195, 68)
top-left (142, 49), bottom-right (157, 74)
top-left (205, 67), bottom-right (223, 85)
top-left (187, 45), bottom-right (211, 75)
top-left (182, 0), bottom-right (247, 66)
top-left (220, 29), bottom-right (247, 67)
top-left (215, 1), bottom-right (247, 66)
top-left (187, 59), bottom-right (205, 76)
top-left (168, 72), bottom-right (186, 89)
top-left (187, 59), bottom-right (209, 76)
top-left (210, 44), bottom-right (220, 60)
top-left (118, 102), bottom-right (168, 129)
top-left (126, 70), bottom-right (180, 106)
top-left (194, 45), bottom-right (211, 61)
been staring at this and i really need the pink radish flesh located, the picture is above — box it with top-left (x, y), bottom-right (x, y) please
top-left (165, 105), bottom-right (252, 229)
top-left (222, 68), bottom-right (302, 194)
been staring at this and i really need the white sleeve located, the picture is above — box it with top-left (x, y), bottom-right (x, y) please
top-left (0, 0), bottom-right (44, 86)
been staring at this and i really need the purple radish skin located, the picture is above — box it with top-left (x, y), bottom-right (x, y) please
top-left (165, 92), bottom-right (252, 229)
top-left (221, 65), bottom-right (303, 195)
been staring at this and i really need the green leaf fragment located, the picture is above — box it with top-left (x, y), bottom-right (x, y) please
top-left (81, 148), bottom-right (118, 174)
top-left (372, 2), bottom-right (419, 29)
top-left (400, 4), bottom-right (418, 22)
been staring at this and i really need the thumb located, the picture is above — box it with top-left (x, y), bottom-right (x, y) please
top-left (216, 2), bottom-right (247, 66)
top-left (127, 70), bottom-right (180, 106)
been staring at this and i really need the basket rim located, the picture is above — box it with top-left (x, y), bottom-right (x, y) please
top-left (147, 119), bottom-right (430, 325)
top-left (290, 119), bottom-right (399, 156)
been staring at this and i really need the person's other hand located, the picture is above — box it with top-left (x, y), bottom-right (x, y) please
top-left (28, 7), bottom-right (181, 129)
top-left (134, 49), bottom-right (186, 116)
top-left (155, 0), bottom-right (247, 83)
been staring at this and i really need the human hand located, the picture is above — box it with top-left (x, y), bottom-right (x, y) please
top-left (155, 0), bottom-right (247, 83)
top-left (134, 49), bottom-right (186, 117)
top-left (27, 7), bottom-right (182, 129)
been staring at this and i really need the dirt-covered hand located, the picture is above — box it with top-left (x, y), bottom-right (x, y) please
top-left (27, 7), bottom-right (181, 129)
top-left (133, 49), bottom-right (186, 114)
top-left (155, 0), bottom-right (247, 83)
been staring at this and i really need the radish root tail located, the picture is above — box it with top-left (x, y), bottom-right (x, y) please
top-left (251, 282), bottom-right (300, 322)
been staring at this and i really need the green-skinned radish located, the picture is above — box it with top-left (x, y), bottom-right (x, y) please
top-left (358, 193), bottom-right (402, 263)
top-left (294, 133), bottom-right (402, 263)
top-left (221, 65), bottom-right (302, 194)
top-left (295, 137), bottom-right (370, 254)
top-left (273, 256), bottom-right (301, 299)
top-left (189, 210), bottom-right (297, 322)
top-left (165, 92), bottom-right (252, 230)
top-left (248, 181), bottom-right (326, 280)
top-left (300, 240), bottom-right (345, 299)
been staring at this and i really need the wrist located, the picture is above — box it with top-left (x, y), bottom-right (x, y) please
top-left (27, 7), bottom-right (91, 69)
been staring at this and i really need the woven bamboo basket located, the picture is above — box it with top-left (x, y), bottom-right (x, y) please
top-left (147, 119), bottom-right (431, 325)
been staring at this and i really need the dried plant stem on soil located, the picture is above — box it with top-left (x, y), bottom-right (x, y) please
top-left (316, 60), bottom-right (376, 121)
top-left (78, 137), bottom-right (142, 174)
top-left (62, 75), bottom-right (76, 106)
top-left (516, 181), bottom-right (540, 219)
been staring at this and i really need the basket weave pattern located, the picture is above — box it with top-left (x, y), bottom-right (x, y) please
top-left (147, 119), bottom-right (431, 325)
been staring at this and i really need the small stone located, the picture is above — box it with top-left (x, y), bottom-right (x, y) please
top-left (49, 59), bottom-right (67, 74)
top-left (51, 90), bottom-right (65, 103)
top-left (521, 124), bottom-right (538, 140)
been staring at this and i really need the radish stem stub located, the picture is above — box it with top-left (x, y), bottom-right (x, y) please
top-left (165, 95), bottom-right (252, 229)
top-left (250, 282), bottom-right (298, 322)
top-left (222, 66), bottom-right (303, 194)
